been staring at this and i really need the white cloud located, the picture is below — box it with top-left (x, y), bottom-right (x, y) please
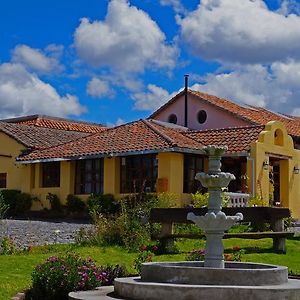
top-left (74, 0), bottom-right (177, 72)
top-left (192, 61), bottom-right (300, 116)
top-left (179, 0), bottom-right (300, 64)
top-left (86, 77), bottom-right (114, 98)
top-left (132, 84), bottom-right (173, 111)
top-left (277, 0), bottom-right (300, 16)
top-left (0, 63), bottom-right (85, 118)
top-left (12, 44), bottom-right (64, 74)
top-left (107, 117), bottom-right (126, 127)
top-left (292, 108), bottom-right (300, 117)
top-left (160, 0), bottom-right (187, 14)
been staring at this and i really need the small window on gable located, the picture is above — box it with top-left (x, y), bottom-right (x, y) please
top-left (0, 173), bottom-right (7, 188)
top-left (197, 110), bottom-right (207, 124)
top-left (274, 129), bottom-right (283, 146)
top-left (168, 114), bottom-right (177, 124)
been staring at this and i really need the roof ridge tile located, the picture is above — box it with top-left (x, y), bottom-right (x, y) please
top-left (142, 119), bottom-right (176, 147)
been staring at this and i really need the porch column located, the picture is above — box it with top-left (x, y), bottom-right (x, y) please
top-left (60, 161), bottom-right (75, 204)
top-left (157, 152), bottom-right (184, 195)
top-left (103, 157), bottom-right (120, 196)
top-left (251, 144), bottom-right (270, 201)
top-left (280, 159), bottom-right (291, 208)
top-left (21, 164), bottom-right (35, 193)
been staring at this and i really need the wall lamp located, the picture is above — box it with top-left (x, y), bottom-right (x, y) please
top-left (294, 165), bottom-right (300, 175)
top-left (263, 160), bottom-right (269, 170)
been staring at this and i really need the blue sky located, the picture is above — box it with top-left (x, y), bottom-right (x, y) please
top-left (1, 0), bottom-right (300, 126)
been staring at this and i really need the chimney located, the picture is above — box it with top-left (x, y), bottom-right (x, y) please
top-left (184, 74), bottom-right (189, 127)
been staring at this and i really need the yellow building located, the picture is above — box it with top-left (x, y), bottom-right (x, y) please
top-left (1, 90), bottom-right (300, 219)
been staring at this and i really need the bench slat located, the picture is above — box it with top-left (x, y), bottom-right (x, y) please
top-left (155, 231), bottom-right (294, 240)
top-left (150, 207), bottom-right (291, 224)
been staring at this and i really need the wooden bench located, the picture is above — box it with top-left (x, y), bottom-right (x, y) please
top-left (150, 207), bottom-right (294, 253)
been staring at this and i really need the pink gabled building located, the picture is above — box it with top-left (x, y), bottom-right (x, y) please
top-left (149, 89), bottom-right (300, 150)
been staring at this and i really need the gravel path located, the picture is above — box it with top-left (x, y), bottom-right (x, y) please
top-left (0, 219), bottom-right (94, 249)
top-left (0, 219), bottom-right (299, 251)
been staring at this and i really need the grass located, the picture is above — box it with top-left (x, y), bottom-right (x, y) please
top-left (1, 236), bottom-right (300, 300)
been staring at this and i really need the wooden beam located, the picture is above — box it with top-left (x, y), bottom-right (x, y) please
top-left (0, 154), bottom-right (12, 158)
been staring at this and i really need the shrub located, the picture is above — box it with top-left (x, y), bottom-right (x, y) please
top-left (87, 193), bottom-right (120, 215)
top-left (99, 264), bottom-right (127, 286)
top-left (156, 192), bottom-right (179, 208)
top-left (0, 193), bottom-right (9, 218)
top-left (27, 253), bottom-right (107, 300)
top-left (0, 236), bottom-right (17, 255)
top-left (46, 193), bottom-right (61, 211)
top-left (247, 195), bottom-right (269, 207)
top-left (0, 190), bottom-right (33, 215)
top-left (83, 193), bottom-right (159, 251)
top-left (224, 245), bottom-right (245, 262)
top-left (134, 250), bottom-right (153, 275)
top-left (91, 213), bottom-right (125, 246)
top-left (66, 194), bottom-right (86, 213)
top-left (139, 242), bottom-right (160, 255)
top-left (186, 248), bottom-right (205, 261)
top-left (75, 227), bottom-right (98, 246)
top-left (0, 189), bottom-right (21, 215)
top-left (82, 193), bottom-right (180, 252)
top-left (15, 193), bottom-right (33, 213)
top-left (192, 191), bottom-right (229, 208)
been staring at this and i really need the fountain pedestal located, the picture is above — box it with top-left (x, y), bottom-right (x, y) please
top-left (187, 145), bottom-right (243, 268)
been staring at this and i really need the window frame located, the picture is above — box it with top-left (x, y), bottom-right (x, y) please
top-left (120, 154), bottom-right (158, 193)
top-left (168, 114), bottom-right (178, 124)
top-left (75, 159), bottom-right (104, 195)
top-left (183, 154), bottom-right (204, 193)
top-left (42, 162), bottom-right (60, 188)
top-left (197, 110), bottom-right (207, 124)
top-left (0, 173), bottom-right (7, 188)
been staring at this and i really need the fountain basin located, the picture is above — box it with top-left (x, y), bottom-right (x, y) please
top-left (114, 277), bottom-right (300, 300)
top-left (141, 261), bottom-right (288, 286)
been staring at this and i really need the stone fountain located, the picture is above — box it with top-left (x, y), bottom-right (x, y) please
top-left (69, 145), bottom-right (300, 300)
top-left (187, 145), bottom-right (243, 268)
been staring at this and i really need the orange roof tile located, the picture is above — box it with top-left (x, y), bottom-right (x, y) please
top-left (185, 125), bottom-right (264, 154)
top-left (0, 122), bottom-right (90, 149)
top-left (3, 115), bottom-right (106, 133)
top-left (17, 119), bottom-right (204, 162)
top-left (150, 89), bottom-right (300, 137)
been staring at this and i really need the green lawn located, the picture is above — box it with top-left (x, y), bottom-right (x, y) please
top-left (1, 237), bottom-right (300, 300)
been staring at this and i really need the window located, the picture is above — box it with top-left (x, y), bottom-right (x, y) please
top-left (42, 162), bottom-right (60, 187)
top-left (121, 154), bottom-right (158, 193)
top-left (184, 155), bottom-right (204, 193)
top-left (197, 110), bottom-right (207, 124)
top-left (0, 173), bottom-right (7, 188)
top-left (221, 157), bottom-right (243, 192)
top-left (75, 159), bottom-right (103, 194)
top-left (168, 114), bottom-right (178, 124)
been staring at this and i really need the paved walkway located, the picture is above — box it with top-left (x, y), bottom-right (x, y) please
top-left (0, 219), bottom-right (94, 249)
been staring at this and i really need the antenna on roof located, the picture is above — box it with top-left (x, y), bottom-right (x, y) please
top-left (184, 74), bottom-right (189, 127)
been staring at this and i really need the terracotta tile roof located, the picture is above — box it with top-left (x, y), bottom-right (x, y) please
top-left (185, 125), bottom-right (264, 154)
top-left (2, 115), bottom-right (106, 133)
top-left (0, 122), bottom-right (90, 149)
top-left (150, 89), bottom-right (300, 137)
top-left (17, 119), bottom-right (204, 162)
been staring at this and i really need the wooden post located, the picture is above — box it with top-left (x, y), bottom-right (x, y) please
top-left (160, 222), bottom-right (175, 253)
top-left (272, 219), bottom-right (286, 253)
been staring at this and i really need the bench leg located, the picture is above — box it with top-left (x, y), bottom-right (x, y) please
top-left (160, 223), bottom-right (176, 254)
top-left (273, 237), bottom-right (286, 253)
top-left (160, 238), bottom-right (176, 254)
top-left (272, 219), bottom-right (286, 253)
